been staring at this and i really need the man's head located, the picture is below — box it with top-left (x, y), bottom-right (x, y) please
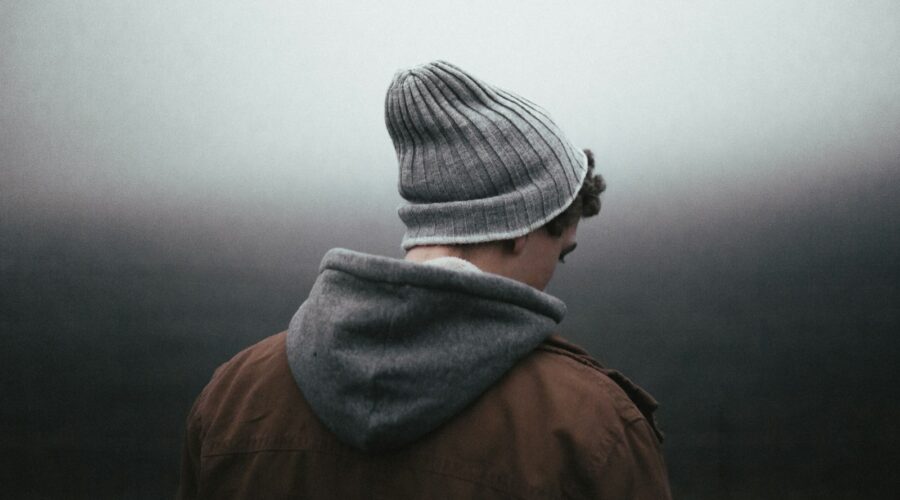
top-left (386, 60), bottom-right (605, 289)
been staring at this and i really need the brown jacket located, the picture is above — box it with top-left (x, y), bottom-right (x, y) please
top-left (177, 331), bottom-right (671, 499)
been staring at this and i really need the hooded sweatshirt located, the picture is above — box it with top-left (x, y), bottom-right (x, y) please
top-left (285, 248), bottom-right (567, 452)
top-left (178, 247), bottom-right (672, 499)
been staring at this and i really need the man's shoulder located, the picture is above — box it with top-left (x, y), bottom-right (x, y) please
top-left (192, 332), bottom-right (293, 416)
top-left (205, 331), bottom-right (285, 381)
top-left (214, 331), bottom-right (286, 373)
top-left (509, 334), bottom-right (664, 442)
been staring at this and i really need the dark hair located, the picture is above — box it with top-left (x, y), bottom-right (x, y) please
top-left (543, 149), bottom-right (606, 236)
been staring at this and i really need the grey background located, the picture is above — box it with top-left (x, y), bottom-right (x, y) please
top-left (2, 1), bottom-right (899, 498)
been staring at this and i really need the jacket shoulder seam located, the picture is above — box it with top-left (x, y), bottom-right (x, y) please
top-left (534, 344), bottom-right (645, 423)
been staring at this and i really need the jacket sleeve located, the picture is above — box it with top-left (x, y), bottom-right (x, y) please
top-left (176, 396), bottom-right (204, 500)
top-left (594, 417), bottom-right (673, 500)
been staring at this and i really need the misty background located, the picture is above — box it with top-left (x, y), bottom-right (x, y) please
top-left (2, 1), bottom-right (898, 498)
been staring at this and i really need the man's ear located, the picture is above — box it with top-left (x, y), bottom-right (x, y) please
top-left (511, 234), bottom-right (528, 255)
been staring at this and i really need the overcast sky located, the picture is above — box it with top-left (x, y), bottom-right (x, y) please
top-left (2, 0), bottom-right (898, 237)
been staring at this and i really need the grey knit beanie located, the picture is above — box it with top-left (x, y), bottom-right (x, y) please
top-left (385, 60), bottom-right (589, 250)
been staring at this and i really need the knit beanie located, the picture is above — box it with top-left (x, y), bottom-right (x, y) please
top-left (385, 60), bottom-right (589, 250)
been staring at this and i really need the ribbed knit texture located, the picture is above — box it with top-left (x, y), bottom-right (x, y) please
top-left (385, 60), bottom-right (589, 250)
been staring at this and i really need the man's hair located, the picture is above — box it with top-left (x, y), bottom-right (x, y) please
top-left (543, 149), bottom-right (607, 236)
top-left (458, 149), bottom-right (605, 253)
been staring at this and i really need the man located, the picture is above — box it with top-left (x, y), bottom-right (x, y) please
top-left (178, 60), bottom-right (671, 499)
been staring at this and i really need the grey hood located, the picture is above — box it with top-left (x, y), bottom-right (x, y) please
top-left (285, 248), bottom-right (566, 452)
